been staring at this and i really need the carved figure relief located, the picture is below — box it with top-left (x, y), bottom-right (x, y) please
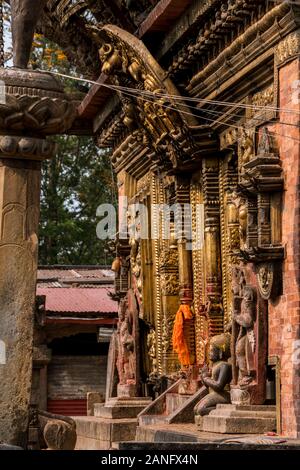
top-left (116, 297), bottom-right (136, 385)
top-left (231, 267), bottom-right (256, 388)
top-left (257, 262), bottom-right (274, 300)
top-left (128, 208), bottom-right (143, 303)
top-left (147, 329), bottom-right (157, 377)
top-left (239, 128), bottom-right (254, 170)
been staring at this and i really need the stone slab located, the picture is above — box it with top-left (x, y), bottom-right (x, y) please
top-left (74, 416), bottom-right (138, 450)
top-left (95, 397), bottom-right (152, 419)
top-left (209, 409), bottom-right (276, 419)
top-left (216, 404), bottom-right (276, 412)
top-left (119, 441), bottom-right (299, 451)
top-left (139, 415), bottom-right (168, 426)
top-left (201, 415), bottom-right (276, 434)
top-left (133, 423), bottom-right (300, 449)
top-left (136, 423), bottom-right (267, 444)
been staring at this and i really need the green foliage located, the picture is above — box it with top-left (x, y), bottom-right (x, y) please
top-left (29, 34), bottom-right (116, 265)
top-left (39, 135), bottom-right (116, 265)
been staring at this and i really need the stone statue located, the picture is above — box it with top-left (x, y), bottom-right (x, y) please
top-left (11, 0), bottom-right (48, 68)
top-left (257, 127), bottom-right (272, 155)
top-left (231, 267), bottom-right (256, 388)
top-left (194, 333), bottom-right (232, 417)
top-left (116, 297), bottom-right (136, 386)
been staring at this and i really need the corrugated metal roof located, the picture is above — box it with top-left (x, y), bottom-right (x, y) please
top-left (37, 267), bottom-right (114, 281)
top-left (37, 287), bottom-right (118, 314)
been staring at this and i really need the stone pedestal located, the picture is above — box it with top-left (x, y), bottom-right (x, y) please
top-left (195, 404), bottom-right (276, 434)
top-left (75, 397), bottom-right (151, 449)
top-left (95, 397), bottom-right (152, 419)
top-left (117, 383), bottom-right (137, 397)
top-left (0, 68), bottom-right (74, 446)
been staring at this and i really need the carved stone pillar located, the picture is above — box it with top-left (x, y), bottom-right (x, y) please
top-left (0, 68), bottom-right (74, 446)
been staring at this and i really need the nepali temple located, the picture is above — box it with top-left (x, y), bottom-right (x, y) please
top-left (0, 0), bottom-right (300, 450)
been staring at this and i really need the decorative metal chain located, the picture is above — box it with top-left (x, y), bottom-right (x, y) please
top-left (0, 0), bottom-right (4, 67)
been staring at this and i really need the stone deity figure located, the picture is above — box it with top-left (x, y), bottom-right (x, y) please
top-left (116, 298), bottom-right (135, 385)
top-left (233, 285), bottom-right (256, 386)
top-left (194, 333), bottom-right (232, 417)
top-left (231, 268), bottom-right (256, 388)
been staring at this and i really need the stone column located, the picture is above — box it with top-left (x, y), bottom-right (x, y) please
top-left (0, 68), bottom-right (74, 446)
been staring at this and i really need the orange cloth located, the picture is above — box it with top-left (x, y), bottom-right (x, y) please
top-left (172, 304), bottom-right (193, 366)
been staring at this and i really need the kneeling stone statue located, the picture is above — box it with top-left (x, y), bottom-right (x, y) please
top-left (194, 333), bottom-right (232, 417)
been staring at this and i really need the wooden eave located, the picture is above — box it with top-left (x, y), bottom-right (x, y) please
top-left (76, 0), bottom-right (195, 133)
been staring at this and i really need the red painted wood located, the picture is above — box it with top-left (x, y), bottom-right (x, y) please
top-left (47, 399), bottom-right (87, 416)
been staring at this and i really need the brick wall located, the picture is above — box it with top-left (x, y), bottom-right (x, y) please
top-left (268, 58), bottom-right (300, 438)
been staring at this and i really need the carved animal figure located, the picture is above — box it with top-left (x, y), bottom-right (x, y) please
top-left (11, 0), bottom-right (47, 68)
top-left (38, 411), bottom-right (76, 450)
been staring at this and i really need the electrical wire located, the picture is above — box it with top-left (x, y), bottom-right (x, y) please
top-left (33, 68), bottom-right (300, 144)
top-left (36, 68), bottom-right (300, 117)
top-left (98, 78), bottom-right (300, 145)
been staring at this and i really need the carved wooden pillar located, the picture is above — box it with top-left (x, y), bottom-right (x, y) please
top-left (219, 153), bottom-right (239, 327)
top-left (0, 68), bottom-right (74, 446)
top-left (190, 176), bottom-right (206, 365)
top-left (175, 175), bottom-right (195, 365)
top-left (159, 246), bottom-right (180, 374)
top-left (202, 158), bottom-right (223, 337)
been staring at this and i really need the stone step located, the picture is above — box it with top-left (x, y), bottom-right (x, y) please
top-left (74, 416), bottom-right (138, 450)
top-left (139, 415), bottom-right (169, 426)
top-left (216, 404), bottom-right (276, 412)
top-left (165, 393), bottom-right (192, 415)
top-left (209, 409), bottom-right (276, 419)
top-left (136, 425), bottom-right (200, 443)
top-left (199, 415), bottom-right (276, 435)
top-left (94, 398), bottom-right (151, 419)
top-left (111, 442), bottom-right (120, 450)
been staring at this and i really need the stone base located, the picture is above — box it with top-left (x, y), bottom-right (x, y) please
top-left (195, 404), bottom-right (276, 434)
top-left (117, 384), bottom-right (137, 397)
top-left (95, 397), bottom-right (152, 419)
top-left (74, 396), bottom-right (152, 449)
top-left (74, 416), bottom-right (138, 450)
